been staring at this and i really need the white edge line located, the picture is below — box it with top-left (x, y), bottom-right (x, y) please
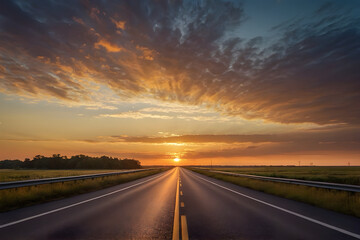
top-left (191, 171), bottom-right (360, 239)
top-left (0, 170), bottom-right (171, 229)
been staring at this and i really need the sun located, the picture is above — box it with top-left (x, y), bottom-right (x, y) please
top-left (174, 157), bottom-right (180, 162)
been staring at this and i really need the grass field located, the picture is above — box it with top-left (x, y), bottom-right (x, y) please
top-left (191, 168), bottom-right (360, 218)
top-left (0, 168), bottom-right (166, 212)
top-left (206, 166), bottom-right (360, 185)
top-left (0, 169), bottom-right (129, 182)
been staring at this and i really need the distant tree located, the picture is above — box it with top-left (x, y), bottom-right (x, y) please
top-left (0, 160), bottom-right (23, 169)
top-left (0, 154), bottom-right (141, 170)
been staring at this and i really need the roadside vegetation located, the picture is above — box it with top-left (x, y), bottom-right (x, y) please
top-left (208, 166), bottom-right (360, 185)
top-left (0, 168), bottom-right (166, 212)
top-left (191, 168), bottom-right (360, 218)
top-left (0, 169), bottom-right (124, 182)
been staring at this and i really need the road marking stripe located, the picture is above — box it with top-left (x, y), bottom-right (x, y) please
top-left (192, 172), bottom-right (360, 239)
top-left (0, 170), bottom-right (171, 229)
top-left (181, 215), bottom-right (189, 240)
top-left (181, 202), bottom-right (185, 207)
top-left (172, 169), bottom-right (180, 240)
top-left (180, 191), bottom-right (183, 196)
top-left (180, 183), bottom-right (182, 187)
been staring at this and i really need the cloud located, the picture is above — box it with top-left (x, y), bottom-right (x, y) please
top-left (111, 18), bottom-right (126, 30)
top-left (99, 112), bottom-right (173, 120)
top-left (0, 0), bottom-right (359, 125)
top-left (140, 106), bottom-right (212, 114)
top-left (111, 134), bottom-right (282, 144)
top-left (183, 140), bottom-right (360, 159)
top-left (111, 127), bottom-right (360, 145)
top-left (94, 38), bottom-right (123, 52)
top-left (97, 106), bottom-right (233, 122)
top-left (85, 105), bottom-right (118, 110)
top-left (136, 45), bottom-right (157, 60)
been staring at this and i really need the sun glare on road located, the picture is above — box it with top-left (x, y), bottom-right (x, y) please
top-left (174, 157), bottom-right (180, 162)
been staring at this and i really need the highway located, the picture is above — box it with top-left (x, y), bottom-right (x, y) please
top-left (1, 167), bottom-right (360, 239)
top-left (0, 169), bottom-right (177, 240)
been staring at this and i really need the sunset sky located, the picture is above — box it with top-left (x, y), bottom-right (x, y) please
top-left (0, 0), bottom-right (359, 165)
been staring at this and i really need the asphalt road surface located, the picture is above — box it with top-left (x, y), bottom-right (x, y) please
top-left (1, 167), bottom-right (360, 240)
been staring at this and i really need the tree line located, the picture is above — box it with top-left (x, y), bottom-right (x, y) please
top-left (0, 154), bottom-right (141, 169)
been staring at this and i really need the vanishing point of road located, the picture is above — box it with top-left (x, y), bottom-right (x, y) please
top-left (0, 167), bottom-right (359, 240)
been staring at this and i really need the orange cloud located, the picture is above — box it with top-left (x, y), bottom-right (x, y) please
top-left (94, 39), bottom-right (123, 53)
top-left (136, 45), bottom-right (157, 60)
top-left (111, 18), bottom-right (126, 30)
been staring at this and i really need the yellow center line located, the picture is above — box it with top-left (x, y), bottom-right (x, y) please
top-left (181, 215), bottom-right (189, 240)
top-left (172, 169), bottom-right (180, 240)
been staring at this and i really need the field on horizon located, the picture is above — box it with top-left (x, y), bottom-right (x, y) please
top-left (204, 166), bottom-right (360, 186)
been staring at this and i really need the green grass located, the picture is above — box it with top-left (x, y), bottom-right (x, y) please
top-left (0, 169), bottom-right (165, 212)
top-left (191, 168), bottom-right (360, 218)
top-left (0, 169), bottom-right (128, 182)
top-left (207, 166), bottom-right (360, 186)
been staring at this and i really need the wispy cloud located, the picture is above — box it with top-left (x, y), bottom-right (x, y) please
top-left (140, 106), bottom-right (212, 114)
top-left (97, 107), bottom-right (233, 122)
top-left (99, 112), bottom-right (173, 120)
